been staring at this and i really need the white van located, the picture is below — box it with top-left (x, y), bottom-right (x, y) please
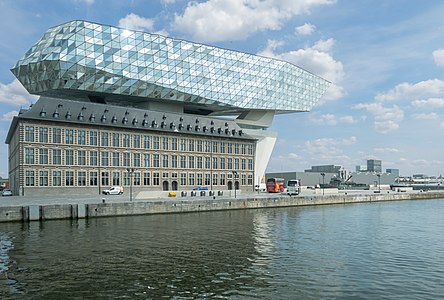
top-left (287, 179), bottom-right (300, 195)
top-left (102, 186), bottom-right (123, 195)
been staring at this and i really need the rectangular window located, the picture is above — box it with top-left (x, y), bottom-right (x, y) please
top-left (39, 148), bottom-right (48, 164)
top-left (171, 155), bottom-right (178, 168)
top-left (134, 173), bottom-right (141, 186)
top-left (133, 135), bottom-right (140, 148)
top-left (197, 173), bottom-right (203, 185)
top-left (205, 141), bottom-right (211, 153)
top-left (25, 170), bottom-right (35, 186)
top-left (205, 173), bottom-right (211, 186)
top-left (212, 157), bottom-right (218, 170)
top-left (212, 142), bottom-right (218, 153)
top-left (241, 159), bottom-right (246, 170)
top-left (153, 136), bottom-right (160, 149)
top-left (248, 174), bottom-right (253, 185)
top-left (162, 154), bottom-right (169, 168)
top-left (25, 148), bottom-right (34, 164)
top-left (123, 172), bottom-right (130, 186)
top-left (180, 138), bottom-right (186, 151)
top-left (205, 157), bottom-right (211, 169)
top-left (188, 173), bottom-right (195, 185)
top-left (234, 143), bottom-right (239, 154)
top-left (123, 134), bottom-right (130, 147)
top-left (78, 130), bottom-right (86, 145)
top-left (53, 171), bottom-right (61, 186)
top-left (180, 173), bottom-right (187, 186)
top-left (248, 144), bottom-right (253, 155)
top-left (112, 133), bottom-right (120, 147)
top-left (143, 154), bottom-right (150, 167)
top-left (153, 154), bottom-right (160, 168)
top-left (112, 172), bottom-right (120, 186)
top-left (89, 131), bottom-right (98, 146)
top-left (101, 171), bottom-right (109, 186)
top-left (171, 138), bottom-right (178, 150)
top-left (220, 173), bottom-right (226, 186)
top-left (153, 172), bottom-right (160, 185)
top-left (241, 144), bottom-right (246, 155)
top-left (188, 156), bottom-right (195, 169)
top-left (143, 135), bottom-right (150, 149)
top-left (234, 158), bottom-right (239, 170)
top-left (112, 152), bottom-right (120, 166)
top-left (90, 151), bottom-right (98, 166)
top-left (39, 171), bottom-right (48, 186)
top-left (180, 156), bottom-right (186, 168)
top-left (25, 126), bottom-right (34, 142)
top-left (78, 171), bottom-right (86, 186)
top-left (220, 158), bottom-right (226, 169)
top-left (52, 128), bottom-right (61, 144)
top-left (143, 172), bottom-right (150, 185)
top-left (188, 139), bottom-right (195, 152)
top-left (197, 140), bottom-right (203, 152)
top-left (123, 152), bottom-right (130, 167)
top-left (78, 150), bottom-right (86, 165)
top-left (133, 153), bottom-right (140, 167)
top-left (220, 142), bottom-right (225, 153)
top-left (65, 171), bottom-right (74, 186)
top-left (197, 156), bottom-right (203, 169)
top-left (162, 137), bottom-right (169, 150)
top-left (242, 174), bottom-right (246, 185)
top-left (65, 150), bottom-right (74, 165)
top-left (227, 158), bottom-right (233, 170)
top-left (90, 171), bottom-right (98, 186)
top-left (101, 132), bottom-right (109, 146)
top-left (212, 173), bottom-right (218, 186)
top-left (65, 129), bottom-right (74, 144)
top-left (52, 149), bottom-right (61, 165)
top-left (162, 172), bottom-right (169, 178)
top-left (101, 151), bottom-right (109, 166)
top-left (39, 127), bottom-right (48, 143)
top-left (227, 143), bottom-right (233, 154)
top-left (248, 159), bottom-right (253, 170)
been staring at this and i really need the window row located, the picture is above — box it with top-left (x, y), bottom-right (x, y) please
top-left (24, 170), bottom-right (254, 187)
top-left (24, 148), bottom-right (254, 170)
top-left (24, 126), bottom-right (254, 154)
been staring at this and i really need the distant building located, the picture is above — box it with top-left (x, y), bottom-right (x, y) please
top-left (367, 159), bottom-right (382, 173)
top-left (305, 165), bottom-right (347, 180)
top-left (386, 169), bottom-right (399, 178)
top-left (355, 165), bottom-right (367, 172)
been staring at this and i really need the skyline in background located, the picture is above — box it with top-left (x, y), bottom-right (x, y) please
top-left (1, 0), bottom-right (444, 178)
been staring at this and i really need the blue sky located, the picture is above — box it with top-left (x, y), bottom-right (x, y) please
top-left (1, 0), bottom-right (444, 178)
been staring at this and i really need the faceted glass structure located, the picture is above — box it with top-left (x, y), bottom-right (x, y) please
top-left (12, 20), bottom-right (330, 115)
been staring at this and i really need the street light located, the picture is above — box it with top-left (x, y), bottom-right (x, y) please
top-left (377, 174), bottom-right (381, 193)
top-left (232, 170), bottom-right (238, 198)
top-left (127, 168), bottom-right (135, 201)
top-left (321, 173), bottom-right (325, 195)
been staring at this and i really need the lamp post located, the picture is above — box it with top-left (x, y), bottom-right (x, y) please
top-left (232, 170), bottom-right (238, 198)
top-left (377, 174), bottom-right (381, 193)
top-left (127, 168), bottom-right (134, 201)
top-left (321, 172), bottom-right (325, 195)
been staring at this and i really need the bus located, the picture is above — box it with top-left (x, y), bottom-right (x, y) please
top-left (287, 179), bottom-right (301, 195)
top-left (266, 178), bottom-right (285, 193)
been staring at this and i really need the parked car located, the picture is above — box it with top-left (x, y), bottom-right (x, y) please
top-left (255, 183), bottom-right (266, 192)
top-left (193, 186), bottom-right (208, 191)
top-left (102, 186), bottom-right (123, 195)
top-left (1, 189), bottom-right (13, 196)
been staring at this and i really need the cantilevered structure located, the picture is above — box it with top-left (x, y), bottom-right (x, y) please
top-left (6, 20), bottom-right (330, 196)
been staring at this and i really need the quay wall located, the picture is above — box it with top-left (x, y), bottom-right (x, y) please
top-left (0, 192), bottom-right (443, 223)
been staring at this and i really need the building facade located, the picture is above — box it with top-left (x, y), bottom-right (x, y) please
top-left (6, 20), bottom-right (329, 196)
top-left (367, 159), bottom-right (382, 173)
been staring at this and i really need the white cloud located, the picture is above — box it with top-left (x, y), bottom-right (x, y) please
top-left (0, 79), bottom-right (38, 107)
top-left (441, 122), bottom-right (444, 128)
top-left (161, 0), bottom-right (176, 4)
top-left (118, 13), bottom-right (154, 32)
top-left (295, 23), bottom-right (316, 35)
top-left (375, 79), bottom-right (444, 102)
top-left (173, 0), bottom-right (335, 42)
top-left (353, 102), bottom-right (404, 133)
top-left (374, 147), bottom-right (400, 153)
top-left (433, 49), bottom-right (444, 67)
top-left (411, 97), bottom-right (444, 108)
top-left (75, 0), bottom-right (94, 5)
top-left (309, 113), bottom-right (357, 125)
top-left (412, 112), bottom-right (438, 120)
top-left (2, 110), bottom-right (19, 121)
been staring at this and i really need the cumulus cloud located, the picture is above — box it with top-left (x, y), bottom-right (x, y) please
top-left (295, 23), bottom-right (316, 35)
top-left (309, 113), bottom-right (357, 125)
top-left (433, 49), bottom-right (444, 67)
top-left (258, 38), bottom-right (345, 102)
top-left (353, 102), bottom-right (404, 133)
top-left (173, 0), bottom-right (335, 42)
top-left (0, 79), bottom-right (38, 107)
top-left (412, 112), bottom-right (438, 120)
top-left (375, 79), bottom-right (444, 102)
top-left (411, 97), bottom-right (444, 108)
top-left (118, 13), bottom-right (154, 32)
top-left (374, 147), bottom-right (400, 153)
top-left (2, 110), bottom-right (19, 121)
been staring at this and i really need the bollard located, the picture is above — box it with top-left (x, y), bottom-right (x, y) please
top-left (102, 198), bottom-right (106, 203)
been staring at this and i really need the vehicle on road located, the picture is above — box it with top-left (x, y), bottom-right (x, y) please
top-left (1, 189), bottom-right (13, 196)
top-left (255, 183), bottom-right (266, 192)
top-left (287, 179), bottom-right (301, 195)
top-left (266, 178), bottom-right (285, 193)
top-left (102, 186), bottom-right (123, 195)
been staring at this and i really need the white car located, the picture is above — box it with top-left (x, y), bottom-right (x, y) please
top-left (102, 186), bottom-right (123, 195)
top-left (1, 189), bottom-right (13, 196)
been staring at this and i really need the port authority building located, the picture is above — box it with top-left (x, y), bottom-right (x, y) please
top-left (5, 20), bottom-right (330, 196)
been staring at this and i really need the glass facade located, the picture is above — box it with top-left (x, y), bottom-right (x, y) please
top-left (12, 20), bottom-right (330, 114)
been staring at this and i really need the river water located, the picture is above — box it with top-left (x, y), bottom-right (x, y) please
top-left (1, 199), bottom-right (443, 299)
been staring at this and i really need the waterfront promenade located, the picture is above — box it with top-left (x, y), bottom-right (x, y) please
top-left (0, 189), bottom-right (443, 223)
